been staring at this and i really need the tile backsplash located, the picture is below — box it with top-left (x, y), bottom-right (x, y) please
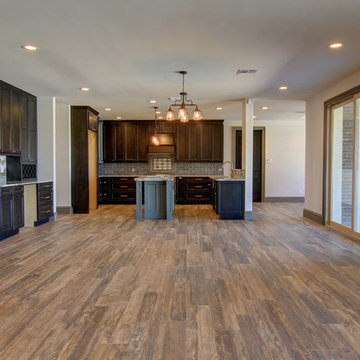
top-left (98, 161), bottom-right (223, 176)
top-left (0, 155), bottom-right (6, 185)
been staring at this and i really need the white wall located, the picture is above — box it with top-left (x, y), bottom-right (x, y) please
top-left (55, 100), bottom-right (71, 207)
top-left (37, 97), bottom-right (55, 181)
top-left (305, 68), bottom-right (360, 215)
top-left (223, 118), bottom-right (305, 198)
top-left (37, 96), bottom-right (56, 215)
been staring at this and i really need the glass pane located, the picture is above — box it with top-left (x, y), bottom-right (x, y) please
top-left (330, 102), bottom-right (354, 228)
top-left (354, 98), bottom-right (360, 232)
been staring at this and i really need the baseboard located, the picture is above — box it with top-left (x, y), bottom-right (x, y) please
top-left (244, 211), bottom-right (254, 220)
top-left (303, 208), bottom-right (323, 224)
top-left (56, 206), bottom-right (73, 215)
top-left (264, 197), bottom-right (305, 203)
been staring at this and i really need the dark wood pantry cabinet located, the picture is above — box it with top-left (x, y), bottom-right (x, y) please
top-left (71, 106), bottom-right (99, 214)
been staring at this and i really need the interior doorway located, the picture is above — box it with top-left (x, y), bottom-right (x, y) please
top-left (235, 128), bottom-right (265, 202)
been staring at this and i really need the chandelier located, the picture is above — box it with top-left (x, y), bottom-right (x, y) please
top-left (166, 70), bottom-right (202, 123)
top-left (150, 106), bottom-right (160, 146)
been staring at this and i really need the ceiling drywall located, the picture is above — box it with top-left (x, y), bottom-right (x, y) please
top-left (0, 0), bottom-right (359, 120)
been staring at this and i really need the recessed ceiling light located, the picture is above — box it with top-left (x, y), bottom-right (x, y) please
top-left (149, 100), bottom-right (157, 104)
top-left (158, 116), bottom-right (163, 119)
top-left (253, 115), bottom-right (256, 119)
top-left (279, 86), bottom-right (288, 90)
top-left (216, 107), bottom-right (223, 110)
top-left (155, 110), bottom-right (161, 114)
top-left (21, 45), bottom-right (38, 51)
top-left (105, 108), bottom-right (111, 111)
top-left (329, 42), bottom-right (343, 49)
top-left (80, 87), bottom-right (90, 91)
top-left (116, 116), bottom-right (122, 120)
top-left (261, 106), bottom-right (269, 110)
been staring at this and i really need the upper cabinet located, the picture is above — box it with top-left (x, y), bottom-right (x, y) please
top-left (102, 120), bottom-right (223, 163)
top-left (103, 122), bottom-right (149, 163)
top-left (176, 121), bottom-right (223, 162)
top-left (0, 81), bottom-right (37, 163)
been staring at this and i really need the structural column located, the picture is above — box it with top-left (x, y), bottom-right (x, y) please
top-left (242, 98), bottom-right (254, 220)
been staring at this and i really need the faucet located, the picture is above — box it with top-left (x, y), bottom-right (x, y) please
top-left (222, 161), bottom-right (233, 170)
top-left (222, 161), bottom-right (233, 177)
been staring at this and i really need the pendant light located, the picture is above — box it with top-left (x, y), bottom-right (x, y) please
top-left (151, 106), bottom-right (160, 146)
top-left (166, 71), bottom-right (203, 122)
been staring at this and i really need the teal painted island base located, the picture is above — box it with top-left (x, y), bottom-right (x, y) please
top-left (135, 177), bottom-right (175, 220)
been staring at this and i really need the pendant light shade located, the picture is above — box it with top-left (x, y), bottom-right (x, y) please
top-left (193, 107), bottom-right (202, 120)
top-left (151, 106), bottom-right (160, 146)
top-left (166, 71), bottom-right (202, 122)
top-left (179, 107), bottom-right (188, 123)
top-left (166, 108), bottom-right (175, 121)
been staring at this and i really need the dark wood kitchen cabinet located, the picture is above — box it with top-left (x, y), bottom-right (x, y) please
top-left (71, 106), bottom-right (99, 214)
top-left (98, 177), bottom-right (138, 204)
top-left (36, 182), bottom-right (53, 224)
top-left (103, 121), bottom-right (149, 162)
top-left (176, 177), bottom-right (212, 204)
top-left (124, 124), bottom-right (137, 161)
top-left (21, 94), bottom-right (37, 164)
top-left (0, 83), bottom-right (22, 155)
top-left (175, 121), bottom-right (223, 162)
top-left (0, 185), bottom-right (24, 240)
top-left (0, 81), bottom-right (38, 168)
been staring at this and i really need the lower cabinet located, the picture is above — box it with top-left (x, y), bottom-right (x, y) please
top-left (176, 177), bottom-right (212, 204)
top-left (36, 182), bottom-right (53, 224)
top-left (0, 186), bottom-right (24, 240)
top-left (214, 180), bottom-right (245, 219)
top-left (99, 177), bottom-right (138, 204)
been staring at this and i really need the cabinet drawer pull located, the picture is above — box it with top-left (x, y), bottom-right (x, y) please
top-left (194, 178), bottom-right (203, 181)
top-left (194, 195), bottom-right (203, 198)
top-left (43, 196), bottom-right (51, 199)
top-left (120, 195), bottom-right (128, 198)
top-left (194, 185), bottom-right (203, 188)
top-left (120, 185), bottom-right (128, 188)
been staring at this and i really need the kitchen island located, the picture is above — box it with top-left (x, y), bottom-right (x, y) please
top-left (135, 176), bottom-right (175, 220)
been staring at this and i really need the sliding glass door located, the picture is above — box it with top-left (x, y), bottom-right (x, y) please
top-left (329, 95), bottom-right (360, 235)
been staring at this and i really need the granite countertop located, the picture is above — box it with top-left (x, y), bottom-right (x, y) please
top-left (209, 176), bottom-right (245, 181)
top-left (135, 176), bottom-right (175, 181)
top-left (99, 174), bottom-right (222, 178)
top-left (0, 180), bottom-right (52, 188)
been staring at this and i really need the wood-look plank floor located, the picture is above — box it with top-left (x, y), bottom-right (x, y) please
top-left (0, 203), bottom-right (360, 360)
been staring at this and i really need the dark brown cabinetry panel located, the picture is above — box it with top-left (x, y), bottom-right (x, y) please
top-left (0, 186), bottom-right (24, 240)
top-left (212, 123), bottom-right (223, 162)
top-left (188, 124), bottom-right (201, 161)
top-left (124, 124), bottom-right (137, 161)
top-left (28, 96), bottom-right (37, 164)
top-left (137, 123), bottom-right (148, 161)
top-left (176, 124), bottom-right (187, 161)
top-left (13, 186), bottom-right (24, 229)
top-left (115, 125), bottom-right (124, 161)
top-left (1, 84), bottom-right (11, 153)
top-left (11, 90), bottom-right (21, 154)
top-left (200, 124), bottom-right (212, 161)
top-left (104, 124), bottom-right (116, 161)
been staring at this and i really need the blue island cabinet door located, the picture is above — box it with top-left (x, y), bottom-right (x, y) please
top-left (144, 181), bottom-right (167, 219)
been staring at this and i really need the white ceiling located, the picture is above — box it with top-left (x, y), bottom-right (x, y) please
top-left (1, 0), bottom-right (360, 121)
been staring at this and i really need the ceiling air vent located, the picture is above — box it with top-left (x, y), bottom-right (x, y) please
top-left (236, 69), bottom-right (258, 75)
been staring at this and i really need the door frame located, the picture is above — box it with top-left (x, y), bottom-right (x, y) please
top-left (232, 126), bottom-right (266, 202)
top-left (323, 84), bottom-right (360, 241)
